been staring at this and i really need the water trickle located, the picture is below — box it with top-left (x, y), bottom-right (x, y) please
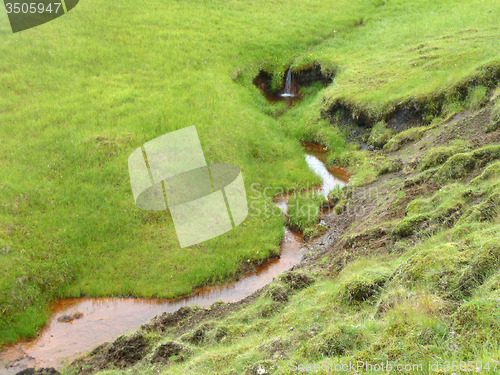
top-left (280, 70), bottom-right (294, 97)
top-left (253, 70), bottom-right (300, 106)
top-left (305, 155), bottom-right (347, 197)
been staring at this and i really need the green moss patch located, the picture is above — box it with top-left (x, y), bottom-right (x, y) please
top-left (367, 121), bottom-right (395, 149)
top-left (285, 192), bottom-right (326, 233)
top-left (452, 298), bottom-right (500, 355)
top-left (338, 262), bottom-right (393, 303)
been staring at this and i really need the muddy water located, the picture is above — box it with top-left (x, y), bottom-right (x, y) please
top-left (0, 145), bottom-right (347, 374)
top-left (0, 231), bottom-right (303, 374)
top-left (302, 142), bottom-right (350, 184)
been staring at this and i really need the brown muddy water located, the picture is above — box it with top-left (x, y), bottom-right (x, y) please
top-left (0, 146), bottom-right (348, 374)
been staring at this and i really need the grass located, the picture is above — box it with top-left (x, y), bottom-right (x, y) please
top-left (285, 191), bottom-right (325, 234)
top-left (2, 0), bottom-right (500, 361)
top-left (366, 121), bottom-right (394, 149)
top-left (293, 0), bottom-right (500, 121)
top-left (0, 0), bottom-right (369, 343)
top-left (69, 134), bottom-right (500, 375)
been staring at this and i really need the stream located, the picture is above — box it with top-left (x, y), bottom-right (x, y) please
top-left (0, 145), bottom-right (349, 374)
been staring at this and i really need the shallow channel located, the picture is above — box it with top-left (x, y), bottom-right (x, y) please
top-left (0, 145), bottom-right (349, 374)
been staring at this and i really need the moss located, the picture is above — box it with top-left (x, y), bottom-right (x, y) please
top-left (486, 121), bottom-right (500, 133)
top-left (367, 120), bottom-right (395, 148)
top-left (478, 270), bottom-right (500, 295)
top-left (383, 126), bottom-right (429, 152)
top-left (400, 203), bottom-right (464, 238)
top-left (390, 243), bottom-right (464, 286)
top-left (458, 192), bottom-right (500, 224)
top-left (419, 145), bottom-right (468, 171)
top-left (405, 198), bottom-right (428, 217)
top-left (471, 144), bottom-right (500, 166)
top-left (486, 99), bottom-right (500, 133)
top-left (452, 298), bottom-right (500, 355)
top-left (391, 239), bottom-right (500, 301)
top-left (432, 152), bottom-right (476, 182)
top-left (377, 158), bottom-right (403, 176)
top-left (338, 267), bottom-right (391, 302)
top-left (452, 241), bottom-right (500, 299)
top-left (493, 97), bottom-right (500, 112)
top-left (420, 144), bottom-right (500, 183)
top-left (486, 101), bottom-right (500, 132)
top-left (470, 161), bottom-right (500, 185)
top-left (300, 324), bottom-right (365, 358)
top-left (391, 214), bottom-right (429, 238)
top-left (403, 167), bottom-right (438, 187)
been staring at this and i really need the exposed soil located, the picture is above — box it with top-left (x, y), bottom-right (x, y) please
top-left (15, 369), bottom-right (60, 375)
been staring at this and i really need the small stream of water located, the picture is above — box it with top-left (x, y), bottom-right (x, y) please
top-left (0, 146), bottom-right (349, 374)
top-left (280, 70), bottom-right (294, 98)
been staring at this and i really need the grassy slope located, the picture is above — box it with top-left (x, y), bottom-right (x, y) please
top-left (1, 0), bottom-right (499, 357)
top-left (69, 105), bottom-right (500, 375)
top-left (0, 0), bottom-right (373, 343)
top-left (53, 0), bottom-right (500, 373)
top-left (296, 0), bottom-right (500, 118)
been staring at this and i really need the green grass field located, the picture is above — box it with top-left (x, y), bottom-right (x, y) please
top-left (0, 0), bottom-right (371, 343)
top-left (1, 0), bottom-right (500, 348)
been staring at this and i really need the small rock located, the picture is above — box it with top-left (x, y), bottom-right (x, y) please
top-left (57, 315), bottom-right (73, 323)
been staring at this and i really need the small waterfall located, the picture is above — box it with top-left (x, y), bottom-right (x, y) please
top-left (280, 70), bottom-right (294, 97)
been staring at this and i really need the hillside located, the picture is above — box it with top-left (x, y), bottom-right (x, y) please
top-left (1, 0), bottom-right (500, 373)
top-left (56, 103), bottom-right (500, 375)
